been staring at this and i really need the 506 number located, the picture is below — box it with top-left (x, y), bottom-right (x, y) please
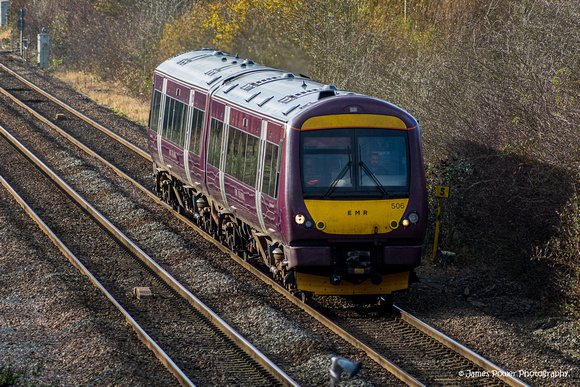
top-left (391, 202), bottom-right (406, 210)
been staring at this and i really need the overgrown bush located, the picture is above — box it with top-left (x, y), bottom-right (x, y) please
top-left (0, 362), bottom-right (20, 386)
top-left (533, 193), bottom-right (580, 317)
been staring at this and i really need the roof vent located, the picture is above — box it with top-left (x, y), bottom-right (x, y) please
top-left (246, 91), bottom-right (261, 102)
top-left (257, 96), bottom-right (274, 107)
top-left (283, 105), bottom-right (300, 116)
top-left (207, 76), bottom-right (221, 85)
top-left (223, 83), bottom-right (238, 94)
top-left (242, 59), bottom-right (255, 66)
top-left (281, 73), bottom-right (295, 79)
top-left (213, 51), bottom-right (224, 56)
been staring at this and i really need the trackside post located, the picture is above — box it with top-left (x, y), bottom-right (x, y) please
top-left (432, 185), bottom-right (449, 261)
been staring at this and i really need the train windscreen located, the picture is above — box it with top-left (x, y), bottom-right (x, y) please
top-left (300, 128), bottom-right (409, 198)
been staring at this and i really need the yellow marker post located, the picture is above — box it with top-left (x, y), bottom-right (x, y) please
top-left (432, 185), bottom-right (449, 261)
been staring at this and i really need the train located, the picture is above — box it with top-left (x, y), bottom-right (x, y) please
top-left (148, 49), bottom-right (427, 303)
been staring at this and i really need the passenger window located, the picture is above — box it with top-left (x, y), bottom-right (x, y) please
top-left (207, 118), bottom-right (224, 167)
top-left (173, 101), bottom-right (186, 146)
top-left (162, 96), bottom-right (173, 138)
top-left (149, 89), bottom-right (162, 133)
top-left (244, 134), bottom-right (259, 186)
top-left (226, 126), bottom-right (244, 178)
top-left (189, 107), bottom-right (205, 155)
top-left (262, 142), bottom-right (280, 197)
top-left (161, 96), bottom-right (187, 146)
top-left (225, 126), bottom-right (260, 188)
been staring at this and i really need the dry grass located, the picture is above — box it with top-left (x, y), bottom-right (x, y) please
top-left (0, 27), bottom-right (11, 50)
top-left (51, 69), bottom-right (150, 125)
top-left (0, 28), bottom-right (11, 40)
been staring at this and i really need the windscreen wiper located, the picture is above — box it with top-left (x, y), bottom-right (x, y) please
top-left (323, 161), bottom-right (352, 198)
top-left (359, 161), bottom-right (389, 196)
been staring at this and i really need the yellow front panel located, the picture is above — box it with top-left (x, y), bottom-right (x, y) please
top-left (304, 199), bottom-right (409, 234)
top-left (301, 114), bottom-right (408, 130)
top-left (297, 272), bottom-right (410, 295)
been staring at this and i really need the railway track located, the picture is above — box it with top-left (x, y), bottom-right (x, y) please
top-left (0, 126), bottom-right (295, 385)
top-left (0, 55), bottom-right (532, 386)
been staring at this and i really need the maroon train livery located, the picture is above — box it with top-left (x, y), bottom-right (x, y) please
top-left (148, 49), bottom-right (427, 303)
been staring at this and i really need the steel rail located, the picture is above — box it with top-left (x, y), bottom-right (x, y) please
top-left (180, 216), bottom-right (427, 386)
top-left (208, 228), bottom-right (530, 386)
top-left (0, 125), bottom-right (299, 387)
top-left (0, 84), bottom-right (148, 193)
top-left (0, 65), bottom-right (527, 386)
top-left (0, 62), bottom-right (152, 161)
top-left (0, 157), bottom-right (194, 387)
top-left (0, 74), bottom-right (421, 385)
top-left (394, 306), bottom-right (530, 387)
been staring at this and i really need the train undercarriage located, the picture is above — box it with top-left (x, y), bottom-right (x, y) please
top-left (155, 170), bottom-right (293, 282)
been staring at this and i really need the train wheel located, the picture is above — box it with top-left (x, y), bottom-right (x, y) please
top-left (201, 216), bottom-right (210, 234)
top-left (223, 230), bottom-right (234, 249)
top-left (230, 233), bottom-right (246, 259)
top-left (300, 291), bottom-right (313, 304)
top-left (161, 183), bottom-right (170, 204)
top-left (378, 294), bottom-right (394, 314)
top-left (202, 215), bottom-right (216, 238)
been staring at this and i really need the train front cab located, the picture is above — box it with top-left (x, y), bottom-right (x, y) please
top-left (284, 104), bottom-right (427, 299)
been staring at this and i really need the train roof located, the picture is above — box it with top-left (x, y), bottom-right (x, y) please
top-left (155, 49), bottom-right (361, 122)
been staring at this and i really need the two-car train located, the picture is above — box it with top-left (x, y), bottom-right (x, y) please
top-left (148, 49), bottom-right (427, 303)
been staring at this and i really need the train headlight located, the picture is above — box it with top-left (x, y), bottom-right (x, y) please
top-left (408, 212), bottom-right (420, 224)
top-left (294, 213), bottom-right (306, 225)
top-left (295, 213), bottom-right (314, 229)
top-left (401, 219), bottom-right (410, 227)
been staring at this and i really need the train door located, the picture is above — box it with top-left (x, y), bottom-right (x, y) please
top-left (255, 120), bottom-right (269, 233)
top-left (183, 89), bottom-right (194, 186)
top-left (159, 80), bottom-right (189, 178)
top-left (257, 121), bottom-right (282, 238)
top-left (205, 101), bottom-right (229, 209)
top-left (185, 90), bottom-right (206, 188)
top-left (148, 75), bottom-right (166, 166)
top-left (218, 106), bottom-right (231, 208)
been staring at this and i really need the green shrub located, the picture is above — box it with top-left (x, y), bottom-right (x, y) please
top-left (0, 363), bottom-right (21, 387)
top-left (533, 192), bottom-right (580, 317)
